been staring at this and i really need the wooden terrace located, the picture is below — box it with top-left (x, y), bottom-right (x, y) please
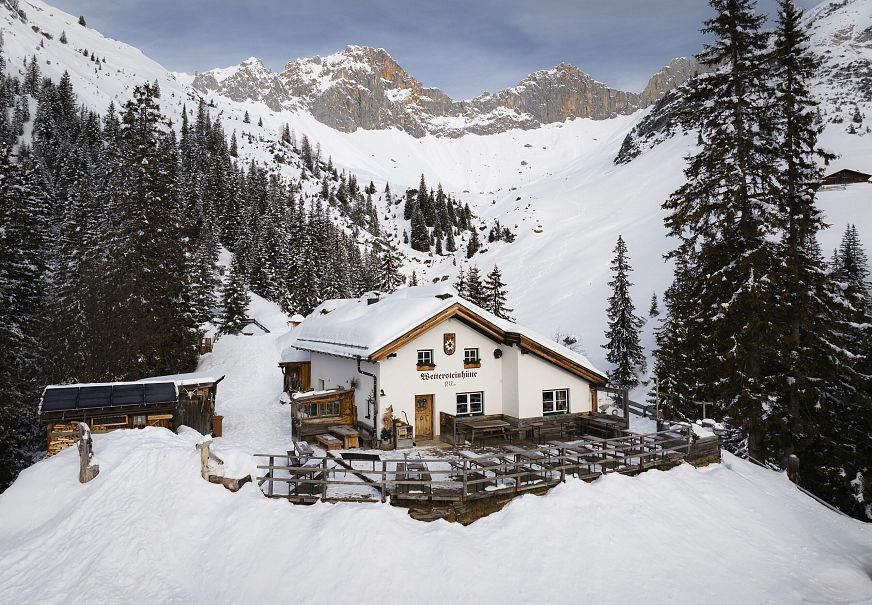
top-left (255, 426), bottom-right (693, 507)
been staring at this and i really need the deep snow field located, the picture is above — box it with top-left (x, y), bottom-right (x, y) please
top-left (1, 294), bottom-right (871, 605)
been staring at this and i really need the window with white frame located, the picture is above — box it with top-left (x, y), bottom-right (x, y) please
top-left (417, 349), bottom-right (434, 366)
top-left (542, 389), bottom-right (569, 414)
top-left (456, 392), bottom-right (483, 416)
top-left (463, 347), bottom-right (480, 363)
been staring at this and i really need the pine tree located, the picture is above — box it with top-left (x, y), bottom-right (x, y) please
top-left (378, 245), bottom-right (404, 293)
top-left (484, 265), bottom-right (513, 320)
top-left (59, 30), bottom-right (68, 44)
top-left (649, 292), bottom-right (659, 317)
top-left (453, 267), bottom-right (466, 298)
top-left (660, 0), bottom-right (780, 457)
top-left (0, 147), bottom-right (50, 487)
top-left (466, 229), bottom-right (480, 258)
top-left (409, 270), bottom-right (418, 286)
top-left (767, 0), bottom-right (842, 469)
top-left (242, 110), bottom-right (250, 124)
top-left (221, 255), bottom-right (250, 334)
top-left (465, 267), bottom-right (487, 308)
top-left (300, 135), bottom-right (313, 171)
top-left (257, 116), bottom-right (263, 128)
top-left (410, 205), bottom-right (429, 252)
top-left (78, 15), bottom-right (86, 26)
top-left (603, 235), bottom-right (646, 389)
top-left (230, 130), bottom-right (238, 157)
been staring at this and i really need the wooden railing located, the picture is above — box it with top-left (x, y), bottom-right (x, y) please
top-left (255, 427), bottom-right (693, 504)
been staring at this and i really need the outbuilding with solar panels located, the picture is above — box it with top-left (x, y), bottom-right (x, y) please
top-left (39, 376), bottom-right (223, 456)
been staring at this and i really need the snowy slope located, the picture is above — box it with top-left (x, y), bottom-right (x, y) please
top-left (2, 0), bottom-right (871, 379)
top-left (0, 427), bottom-right (869, 604)
top-left (3, 277), bottom-right (871, 604)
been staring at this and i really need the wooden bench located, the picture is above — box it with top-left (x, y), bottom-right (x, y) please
top-left (316, 433), bottom-right (342, 451)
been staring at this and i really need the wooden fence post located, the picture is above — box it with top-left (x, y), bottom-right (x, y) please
top-left (321, 458), bottom-right (328, 500)
top-left (77, 423), bottom-right (99, 484)
top-left (381, 460), bottom-right (387, 502)
top-left (461, 459), bottom-right (468, 502)
top-left (787, 454), bottom-right (800, 484)
top-left (686, 425), bottom-right (693, 455)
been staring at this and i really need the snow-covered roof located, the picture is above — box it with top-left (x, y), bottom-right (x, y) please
top-left (137, 372), bottom-right (224, 387)
top-left (285, 285), bottom-right (606, 381)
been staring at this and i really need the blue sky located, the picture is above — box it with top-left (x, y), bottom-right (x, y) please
top-left (49, 0), bottom-right (820, 99)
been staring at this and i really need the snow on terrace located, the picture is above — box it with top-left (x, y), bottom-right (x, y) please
top-left (0, 427), bottom-right (870, 604)
top-left (286, 284), bottom-right (605, 378)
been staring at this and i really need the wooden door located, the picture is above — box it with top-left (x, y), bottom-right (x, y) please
top-left (414, 394), bottom-right (433, 439)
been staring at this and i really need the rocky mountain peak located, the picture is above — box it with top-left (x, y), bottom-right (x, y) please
top-left (193, 46), bottom-right (699, 138)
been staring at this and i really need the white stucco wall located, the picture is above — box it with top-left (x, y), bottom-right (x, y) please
top-left (516, 350), bottom-right (593, 418)
top-left (304, 317), bottom-right (595, 438)
top-left (378, 318), bottom-right (507, 437)
top-left (309, 352), bottom-right (380, 430)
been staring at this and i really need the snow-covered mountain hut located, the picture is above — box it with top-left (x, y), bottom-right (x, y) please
top-left (280, 286), bottom-right (610, 446)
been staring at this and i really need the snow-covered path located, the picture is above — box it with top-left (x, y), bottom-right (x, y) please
top-left (197, 294), bottom-right (292, 454)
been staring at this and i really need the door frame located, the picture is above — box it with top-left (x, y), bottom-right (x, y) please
top-left (414, 394), bottom-right (434, 439)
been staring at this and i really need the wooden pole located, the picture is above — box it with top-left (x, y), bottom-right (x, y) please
top-left (77, 423), bottom-right (99, 484)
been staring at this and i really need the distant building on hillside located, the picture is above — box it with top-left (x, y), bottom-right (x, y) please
top-left (280, 286), bottom-right (615, 447)
top-left (819, 168), bottom-right (871, 187)
top-left (39, 375), bottom-right (223, 456)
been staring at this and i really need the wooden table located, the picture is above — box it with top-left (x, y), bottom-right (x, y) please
top-left (328, 425), bottom-right (360, 449)
top-left (456, 418), bottom-right (512, 446)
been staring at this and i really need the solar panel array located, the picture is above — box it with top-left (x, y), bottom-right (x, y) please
top-left (40, 382), bottom-right (178, 413)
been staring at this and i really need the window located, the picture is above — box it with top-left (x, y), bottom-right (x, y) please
top-left (417, 349), bottom-right (434, 366)
top-left (456, 392), bottom-right (483, 417)
top-left (132, 415), bottom-right (147, 428)
top-left (300, 400), bottom-right (341, 418)
top-left (543, 389), bottom-right (569, 415)
top-left (463, 348), bottom-right (480, 364)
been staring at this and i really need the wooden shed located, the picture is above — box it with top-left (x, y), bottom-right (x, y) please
top-left (39, 376), bottom-right (224, 456)
top-left (819, 169), bottom-right (871, 186)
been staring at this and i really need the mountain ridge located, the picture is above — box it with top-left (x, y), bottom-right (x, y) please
top-left (191, 45), bottom-right (702, 137)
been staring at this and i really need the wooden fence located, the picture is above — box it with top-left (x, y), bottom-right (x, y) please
top-left (255, 427), bottom-right (694, 505)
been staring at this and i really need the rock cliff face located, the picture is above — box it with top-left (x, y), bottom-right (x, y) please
top-left (192, 46), bottom-right (699, 138)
